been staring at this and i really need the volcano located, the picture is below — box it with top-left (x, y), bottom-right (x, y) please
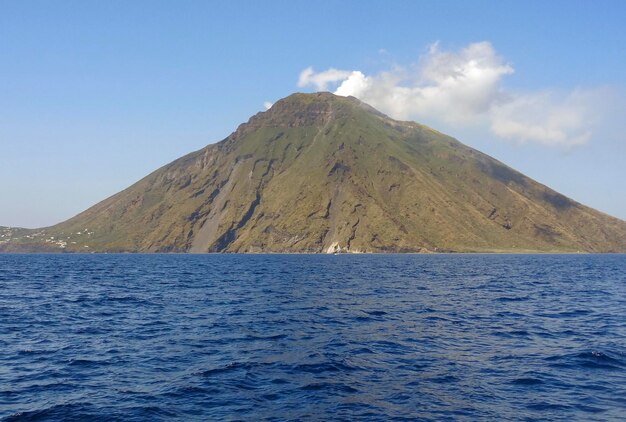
top-left (2, 92), bottom-right (625, 253)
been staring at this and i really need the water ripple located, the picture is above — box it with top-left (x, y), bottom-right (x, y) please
top-left (0, 253), bottom-right (625, 421)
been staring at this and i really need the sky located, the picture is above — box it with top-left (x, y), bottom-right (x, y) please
top-left (1, 0), bottom-right (625, 227)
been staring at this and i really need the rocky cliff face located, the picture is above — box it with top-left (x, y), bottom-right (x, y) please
top-left (3, 92), bottom-right (626, 253)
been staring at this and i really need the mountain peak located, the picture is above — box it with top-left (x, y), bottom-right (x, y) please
top-left (278, 91), bottom-right (355, 105)
top-left (239, 92), bottom-right (398, 140)
top-left (275, 92), bottom-right (388, 116)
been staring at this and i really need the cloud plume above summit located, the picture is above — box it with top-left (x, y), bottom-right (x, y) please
top-left (298, 42), bottom-right (604, 148)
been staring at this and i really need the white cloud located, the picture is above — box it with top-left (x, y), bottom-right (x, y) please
top-left (263, 101), bottom-right (273, 110)
top-left (297, 67), bottom-right (353, 91)
top-left (297, 42), bottom-right (602, 148)
top-left (335, 71), bottom-right (370, 97)
top-left (490, 90), bottom-right (598, 147)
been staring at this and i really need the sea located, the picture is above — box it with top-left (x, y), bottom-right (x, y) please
top-left (0, 254), bottom-right (625, 421)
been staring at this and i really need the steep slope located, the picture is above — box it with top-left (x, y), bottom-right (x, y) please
top-left (2, 92), bottom-right (626, 253)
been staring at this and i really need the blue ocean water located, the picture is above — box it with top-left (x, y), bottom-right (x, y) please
top-left (0, 254), bottom-right (625, 421)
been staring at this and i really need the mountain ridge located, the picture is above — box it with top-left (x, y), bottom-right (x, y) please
top-left (2, 92), bottom-right (626, 253)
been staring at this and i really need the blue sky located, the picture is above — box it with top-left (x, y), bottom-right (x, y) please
top-left (1, 1), bottom-right (625, 227)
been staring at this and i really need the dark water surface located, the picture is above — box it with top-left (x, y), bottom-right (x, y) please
top-left (1, 254), bottom-right (625, 421)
